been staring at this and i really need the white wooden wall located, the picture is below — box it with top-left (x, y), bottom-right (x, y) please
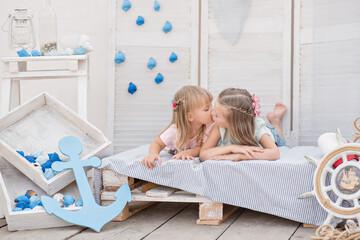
top-left (201, 0), bottom-right (292, 144)
top-left (109, 0), bottom-right (360, 152)
top-left (110, 0), bottom-right (199, 153)
top-left (293, 0), bottom-right (360, 145)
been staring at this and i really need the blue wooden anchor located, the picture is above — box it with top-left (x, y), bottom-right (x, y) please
top-left (41, 136), bottom-right (131, 232)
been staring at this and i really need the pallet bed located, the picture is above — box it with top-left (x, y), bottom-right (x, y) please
top-left (101, 168), bottom-right (238, 225)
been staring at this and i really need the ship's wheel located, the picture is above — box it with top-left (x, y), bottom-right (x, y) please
top-left (300, 129), bottom-right (360, 225)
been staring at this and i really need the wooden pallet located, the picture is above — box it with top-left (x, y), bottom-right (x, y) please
top-left (101, 168), bottom-right (238, 225)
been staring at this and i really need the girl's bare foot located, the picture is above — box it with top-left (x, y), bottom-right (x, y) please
top-left (267, 103), bottom-right (287, 125)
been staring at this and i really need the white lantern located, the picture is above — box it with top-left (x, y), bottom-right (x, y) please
top-left (6, 9), bottom-right (36, 50)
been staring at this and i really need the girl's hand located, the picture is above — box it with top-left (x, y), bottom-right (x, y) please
top-left (231, 145), bottom-right (263, 159)
top-left (212, 154), bottom-right (244, 161)
top-left (172, 153), bottom-right (195, 161)
top-left (141, 154), bottom-right (162, 169)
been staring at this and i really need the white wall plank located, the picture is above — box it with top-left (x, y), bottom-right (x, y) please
top-left (294, 0), bottom-right (360, 146)
top-left (112, 0), bottom-right (199, 153)
top-left (203, 0), bottom-right (292, 141)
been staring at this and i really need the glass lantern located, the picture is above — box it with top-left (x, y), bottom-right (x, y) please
top-left (39, 0), bottom-right (57, 55)
top-left (7, 8), bottom-right (36, 50)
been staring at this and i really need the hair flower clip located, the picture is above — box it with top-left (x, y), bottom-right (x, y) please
top-left (251, 94), bottom-right (261, 118)
top-left (172, 100), bottom-right (182, 112)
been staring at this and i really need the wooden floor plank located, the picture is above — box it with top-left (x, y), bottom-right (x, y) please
top-left (290, 225), bottom-right (317, 239)
top-left (144, 203), bottom-right (243, 240)
top-left (0, 225), bottom-right (85, 240)
top-left (218, 210), bottom-right (300, 240)
top-left (68, 202), bottom-right (188, 240)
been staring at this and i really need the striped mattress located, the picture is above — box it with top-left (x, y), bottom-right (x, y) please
top-left (98, 145), bottom-right (328, 226)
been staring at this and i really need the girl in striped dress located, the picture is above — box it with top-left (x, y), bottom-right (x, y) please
top-left (142, 86), bottom-right (214, 169)
top-left (200, 88), bottom-right (287, 162)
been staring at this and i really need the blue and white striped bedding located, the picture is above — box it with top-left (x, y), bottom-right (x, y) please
top-left (99, 145), bottom-right (327, 226)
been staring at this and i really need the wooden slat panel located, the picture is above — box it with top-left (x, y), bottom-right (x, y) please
top-left (113, 0), bottom-right (198, 152)
top-left (296, 0), bottom-right (360, 146)
top-left (116, 1), bottom-right (191, 47)
top-left (203, 0), bottom-right (292, 141)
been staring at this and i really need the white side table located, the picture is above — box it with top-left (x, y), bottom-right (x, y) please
top-left (1, 55), bottom-right (89, 119)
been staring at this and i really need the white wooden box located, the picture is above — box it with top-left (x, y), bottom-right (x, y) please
top-left (0, 166), bottom-right (86, 231)
top-left (0, 92), bottom-right (111, 195)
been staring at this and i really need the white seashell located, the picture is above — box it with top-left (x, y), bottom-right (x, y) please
top-left (33, 163), bottom-right (42, 171)
top-left (41, 152), bottom-right (49, 161)
top-left (61, 34), bottom-right (93, 54)
top-left (32, 206), bottom-right (43, 211)
top-left (82, 42), bottom-right (93, 52)
top-left (35, 155), bottom-right (47, 166)
top-left (78, 34), bottom-right (90, 46)
top-left (44, 49), bottom-right (58, 56)
top-left (30, 149), bottom-right (43, 158)
top-left (64, 48), bottom-right (74, 55)
top-left (67, 203), bottom-right (76, 209)
top-left (53, 193), bottom-right (64, 201)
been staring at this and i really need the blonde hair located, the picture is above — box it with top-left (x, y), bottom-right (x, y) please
top-left (161, 85), bottom-right (213, 151)
top-left (218, 88), bottom-right (258, 146)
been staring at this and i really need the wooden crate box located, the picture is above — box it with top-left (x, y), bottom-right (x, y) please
top-left (0, 166), bottom-right (90, 231)
top-left (0, 92), bottom-right (111, 195)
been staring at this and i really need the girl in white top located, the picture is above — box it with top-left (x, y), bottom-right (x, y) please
top-left (200, 88), bottom-right (287, 162)
top-left (142, 86), bottom-right (214, 169)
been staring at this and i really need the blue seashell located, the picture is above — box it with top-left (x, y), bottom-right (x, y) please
top-left (44, 168), bottom-right (55, 180)
top-left (63, 195), bottom-right (75, 207)
top-left (162, 21), bottom-right (172, 34)
top-left (147, 57), bottom-right (157, 70)
top-left (15, 195), bottom-right (30, 204)
top-left (25, 155), bottom-right (36, 163)
top-left (155, 73), bottom-right (164, 84)
top-left (29, 195), bottom-right (41, 204)
top-left (75, 46), bottom-right (87, 55)
top-left (128, 82), bottom-right (137, 94)
top-left (154, 0), bottom-right (160, 11)
top-left (169, 52), bottom-right (178, 62)
top-left (114, 51), bottom-right (125, 64)
top-left (29, 201), bottom-right (40, 209)
top-left (17, 49), bottom-right (31, 57)
top-left (75, 199), bottom-right (83, 207)
top-left (30, 149), bottom-right (43, 158)
top-left (16, 201), bottom-right (29, 210)
top-left (17, 150), bottom-right (24, 157)
top-left (42, 159), bottom-right (53, 172)
top-left (49, 152), bottom-right (61, 162)
top-left (122, 0), bottom-right (131, 12)
top-left (136, 16), bottom-right (145, 26)
top-left (31, 49), bottom-right (41, 56)
top-left (12, 207), bottom-right (22, 212)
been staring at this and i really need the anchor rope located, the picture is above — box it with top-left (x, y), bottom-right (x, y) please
top-left (353, 116), bottom-right (360, 143)
top-left (311, 223), bottom-right (360, 240)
